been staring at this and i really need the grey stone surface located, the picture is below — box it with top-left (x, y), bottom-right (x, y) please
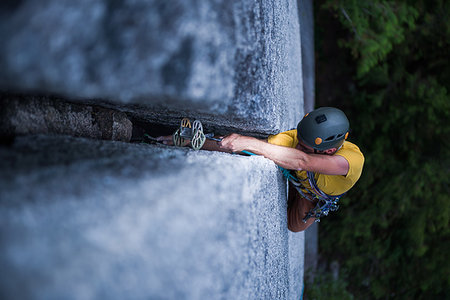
top-left (300, 0), bottom-right (318, 287)
top-left (304, 222), bottom-right (318, 281)
top-left (0, 94), bottom-right (132, 142)
top-left (0, 0), bottom-right (303, 134)
top-left (0, 1), bottom-right (308, 298)
top-left (0, 135), bottom-right (304, 300)
top-left (299, 0), bottom-right (315, 114)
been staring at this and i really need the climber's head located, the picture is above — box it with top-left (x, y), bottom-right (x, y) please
top-left (296, 107), bottom-right (349, 154)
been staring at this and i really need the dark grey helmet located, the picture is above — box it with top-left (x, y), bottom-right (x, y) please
top-left (297, 107), bottom-right (349, 151)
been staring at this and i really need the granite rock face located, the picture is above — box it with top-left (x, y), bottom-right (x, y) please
top-left (0, 136), bottom-right (304, 300)
top-left (0, 1), bottom-right (309, 298)
top-left (0, 94), bottom-right (132, 142)
top-left (0, 0), bottom-right (303, 134)
top-left (299, 0), bottom-right (315, 114)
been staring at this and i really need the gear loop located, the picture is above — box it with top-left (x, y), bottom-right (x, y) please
top-left (281, 168), bottom-right (344, 223)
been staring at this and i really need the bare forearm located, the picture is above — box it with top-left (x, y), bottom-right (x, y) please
top-left (157, 132), bottom-right (348, 175)
top-left (246, 138), bottom-right (308, 170)
top-left (220, 135), bottom-right (308, 170)
top-left (156, 135), bottom-right (232, 153)
top-left (201, 139), bottom-right (232, 153)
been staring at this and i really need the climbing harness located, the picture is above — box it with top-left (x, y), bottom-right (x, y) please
top-left (242, 150), bottom-right (342, 223)
top-left (171, 117), bottom-right (343, 222)
top-left (286, 169), bottom-right (342, 223)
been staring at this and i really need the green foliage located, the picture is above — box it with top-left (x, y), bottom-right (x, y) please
top-left (305, 271), bottom-right (355, 300)
top-left (315, 0), bottom-right (450, 299)
top-left (323, 1), bottom-right (418, 78)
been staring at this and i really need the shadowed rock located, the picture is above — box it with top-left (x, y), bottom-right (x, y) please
top-left (0, 0), bottom-right (303, 134)
top-left (0, 94), bottom-right (132, 142)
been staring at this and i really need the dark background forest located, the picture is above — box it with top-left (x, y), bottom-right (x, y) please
top-left (308, 1), bottom-right (449, 299)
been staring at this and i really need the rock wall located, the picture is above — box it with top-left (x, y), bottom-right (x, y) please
top-left (299, 0), bottom-right (315, 114)
top-left (0, 94), bottom-right (132, 141)
top-left (0, 136), bottom-right (304, 300)
top-left (0, 0), bottom-right (309, 299)
top-left (0, 0), bottom-right (303, 134)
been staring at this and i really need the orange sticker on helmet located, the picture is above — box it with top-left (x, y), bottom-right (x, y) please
top-left (345, 132), bottom-right (349, 139)
top-left (315, 137), bottom-right (322, 145)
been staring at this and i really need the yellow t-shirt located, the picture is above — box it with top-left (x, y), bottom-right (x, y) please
top-left (268, 129), bottom-right (364, 196)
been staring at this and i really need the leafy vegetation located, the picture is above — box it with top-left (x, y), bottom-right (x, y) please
top-left (305, 270), bottom-right (355, 300)
top-left (313, 1), bottom-right (450, 299)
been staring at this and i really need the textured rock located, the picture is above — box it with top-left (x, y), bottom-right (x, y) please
top-left (0, 0), bottom-right (303, 134)
top-left (299, 0), bottom-right (315, 114)
top-left (0, 94), bottom-right (132, 142)
top-left (0, 135), bottom-right (304, 300)
top-left (0, 1), bottom-right (309, 298)
top-left (299, 0), bottom-right (317, 286)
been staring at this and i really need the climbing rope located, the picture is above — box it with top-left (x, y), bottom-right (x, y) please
top-left (168, 122), bottom-right (343, 223)
top-left (241, 150), bottom-right (342, 223)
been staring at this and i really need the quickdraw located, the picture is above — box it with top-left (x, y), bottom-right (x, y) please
top-left (173, 118), bottom-right (207, 150)
top-left (172, 124), bottom-right (342, 223)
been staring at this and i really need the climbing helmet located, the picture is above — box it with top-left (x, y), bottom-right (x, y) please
top-left (297, 107), bottom-right (350, 151)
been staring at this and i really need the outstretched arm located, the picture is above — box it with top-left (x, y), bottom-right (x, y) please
top-left (156, 133), bottom-right (349, 175)
top-left (156, 135), bottom-right (232, 153)
top-left (219, 134), bottom-right (349, 176)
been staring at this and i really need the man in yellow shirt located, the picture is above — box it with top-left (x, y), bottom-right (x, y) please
top-left (158, 107), bottom-right (364, 232)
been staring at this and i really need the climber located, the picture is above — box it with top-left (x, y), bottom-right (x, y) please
top-left (157, 107), bottom-right (364, 232)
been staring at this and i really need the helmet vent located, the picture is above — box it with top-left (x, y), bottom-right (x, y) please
top-left (325, 135), bottom-right (335, 141)
top-left (315, 115), bottom-right (327, 124)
